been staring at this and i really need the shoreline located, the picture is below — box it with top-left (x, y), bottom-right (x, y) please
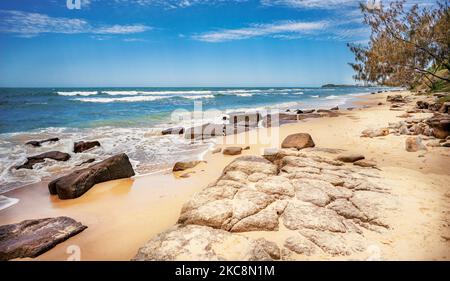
top-left (1, 90), bottom-right (449, 260)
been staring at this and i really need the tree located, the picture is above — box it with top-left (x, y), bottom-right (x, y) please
top-left (348, 0), bottom-right (450, 88)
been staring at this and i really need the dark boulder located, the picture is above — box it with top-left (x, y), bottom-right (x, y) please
top-left (25, 137), bottom-right (59, 147)
top-left (73, 141), bottom-right (101, 153)
top-left (173, 161), bottom-right (202, 172)
top-left (0, 217), bottom-right (87, 261)
top-left (228, 112), bottom-right (261, 127)
top-left (48, 153), bottom-right (135, 199)
top-left (223, 147), bottom-right (243, 156)
top-left (330, 106), bottom-right (339, 111)
top-left (162, 127), bottom-right (185, 135)
top-left (16, 151), bottom-right (71, 170)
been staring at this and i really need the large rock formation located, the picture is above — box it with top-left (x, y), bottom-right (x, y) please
top-left (48, 153), bottom-right (135, 199)
top-left (425, 114), bottom-right (450, 139)
top-left (16, 151), bottom-right (71, 170)
top-left (73, 141), bottom-right (101, 153)
top-left (0, 217), bottom-right (87, 261)
top-left (281, 133), bottom-right (315, 150)
top-left (135, 150), bottom-right (396, 260)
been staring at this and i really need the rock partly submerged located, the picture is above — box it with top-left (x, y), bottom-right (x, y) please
top-left (173, 161), bottom-right (203, 172)
top-left (48, 153), bottom-right (135, 199)
top-left (16, 151), bottom-right (71, 170)
top-left (0, 217), bottom-right (87, 261)
top-left (25, 137), bottom-right (59, 147)
top-left (73, 141), bottom-right (101, 153)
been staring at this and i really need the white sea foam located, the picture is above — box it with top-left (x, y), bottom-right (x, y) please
top-left (102, 90), bottom-right (213, 96)
top-left (75, 96), bottom-right (171, 103)
top-left (235, 93), bottom-right (253, 97)
top-left (181, 95), bottom-right (215, 100)
top-left (325, 95), bottom-right (339, 100)
top-left (57, 91), bottom-right (98, 96)
top-left (310, 95), bottom-right (319, 98)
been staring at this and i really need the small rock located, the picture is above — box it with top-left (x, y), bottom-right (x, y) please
top-left (281, 133), bottom-right (315, 150)
top-left (353, 159), bottom-right (377, 168)
top-left (330, 106), bottom-right (339, 111)
top-left (212, 147), bottom-right (222, 154)
top-left (405, 136), bottom-right (427, 152)
top-left (223, 147), bottom-right (243, 155)
top-left (243, 146), bottom-right (250, 150)
top-left (74, 141), bottom-right (101, 153)
top-left (361, 128), bottom-right (389, 138)
top-left (336, 153), bottom-right (365, 163)
top-left (25, 137), bottom-right (59, 147)
top-left (442, 141), bottom-right (450, 147)
top-left (173, 160), bottom-right (203, 172)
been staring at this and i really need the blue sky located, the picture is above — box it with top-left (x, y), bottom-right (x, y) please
top-left (0, 0), bottom-right (433, 87)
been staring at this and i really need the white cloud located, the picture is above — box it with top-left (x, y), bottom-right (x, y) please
top-left (0, 10), bottom-right (151, 37)
top-left (261, 0), bottom-right (435, 9)
top-left (193, 20), bottom-right (328, 42)
top-left (113, 0), bottom-right (247, 8)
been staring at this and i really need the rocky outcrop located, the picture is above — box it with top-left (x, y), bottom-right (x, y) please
top-left (223, 147), bottom-right (243, 156)
top-left (281, 133), bottom-right (315, 150)
top-left (425, 114), bottom-right (450, 139)
top-left (16, 151), bottom-right (71, 170)
top-left (136, 150), bottom-right (396, 260)
top-left (133, 224), bottom-right (277, 261)
top-left (0, 217), bottom-right (87, 261)
top-left (25, 137), bottom-right (59, 147)
top-left (173, 161), bottom-right (203, 172)
top-left (73, 141), bottom-right (101, 153)
top-left (162, 127), bottom-right (184, 135)
top-left (48, 153), bottom-right (135, 199)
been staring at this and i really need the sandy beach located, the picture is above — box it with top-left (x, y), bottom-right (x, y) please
top-left (1, 90), bottom-right (449, 261)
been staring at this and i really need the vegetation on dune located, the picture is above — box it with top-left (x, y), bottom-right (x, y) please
top-left (348, 0), bottom-right (450, 93)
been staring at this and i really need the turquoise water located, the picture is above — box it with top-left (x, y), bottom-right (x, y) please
top-left (0, 86), bottom-right (390, 193)
top-left (0, 87), bottom-right (387, 133)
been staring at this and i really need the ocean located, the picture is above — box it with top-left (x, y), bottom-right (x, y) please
top-left (0, 86), bottom-right (391, 193)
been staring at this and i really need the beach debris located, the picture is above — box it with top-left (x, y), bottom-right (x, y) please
top-left (136, 151), bottom-right (395, 260)
top-left (353, 159), bottom-right (377, 168)
top-left (162, 127), bottom-right (184, 135)
top-left (173, 160), bottom-right (203, 172)
top-left (48, 153), bottom-right (135, 199)
top-left (73, 140), bottom-right (101, 153)
top-left (405, 136), bottom-right (427, 152)
top-left (223, 147), bottom-right (243, 156)
top-left (16, 151), bottom-right (71, 170)
top-left (425, 114), bottom-right (450, 139)
top-left (336, 153), bottom-right (365, 163)
top-left (0, 217), bottom-right (87, 261)
top-left (25, 137), bottom-right (59, 147)
top-left (281, 133), bottom-right (315, 150)
top-left (360, 128), bottom-right (389, 138)
top-left (0, 195), bottom-right (19, 211)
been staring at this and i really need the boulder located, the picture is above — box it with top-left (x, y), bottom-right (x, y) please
top-left (48, 153), bottom-right (135, 199)
top-left (425, 114), bottom-right (450, 139)
top-left (16, 151), bottom-right (71, 170)
top-left (73, 141), bottom-right (101, 153)
top-left (0, 217), bottom-right (87, 261)
top-left (281, 133), bottom-right (315, 150)
top-left (162, 127), bottom-right (184, 135)
top-left (173, 160), bottom-right (203, 172)
top-left (405, 136), bottom-right (427, 152)
top-left (25, 137), bottom-right (59, 147)
top-left (228, 112), bottom-right (261, 127)
top-left (336, 153), bottom-right (365, 163)
top-left (223, 147), bottom-right (243, 156)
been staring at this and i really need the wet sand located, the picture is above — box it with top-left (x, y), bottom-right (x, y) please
top-left (1, 91), bottom-right (449, 260)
